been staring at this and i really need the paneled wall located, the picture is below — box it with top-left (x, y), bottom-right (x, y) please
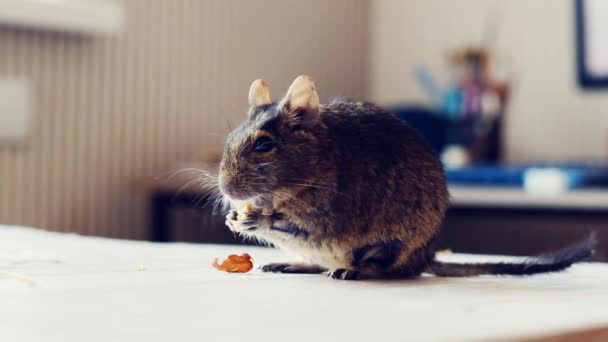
top-left (0, 0), bottom-right (369, 239)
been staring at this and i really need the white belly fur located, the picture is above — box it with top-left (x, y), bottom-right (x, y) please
top-left (273, 239), bottom-right (348, 270)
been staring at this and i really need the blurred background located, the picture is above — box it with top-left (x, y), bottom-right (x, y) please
top-left (1, 0), bottom-right (607, 259)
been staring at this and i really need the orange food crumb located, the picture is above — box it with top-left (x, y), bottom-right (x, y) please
top-left (212, 253), bottom-right (254, 273)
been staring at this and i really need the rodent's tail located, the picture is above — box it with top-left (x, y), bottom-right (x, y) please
top-left (426, 233), bottom-right (597, 277)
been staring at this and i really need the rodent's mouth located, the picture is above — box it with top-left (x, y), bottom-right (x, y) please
top-left (218, 176), bottom-right (273, 207)
top-left (225, 193), bottom-right (273, 209)
top-left (252, 195), bottom-right (272, 208)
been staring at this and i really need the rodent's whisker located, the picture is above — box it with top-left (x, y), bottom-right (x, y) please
top-left (237, 182), bottom-right (269, 189)
top-left (192, 192), bottom-right (209, 208)
top-left (252, 162), bottom-right (274, 170)
top-left (170, 168), bottom-right (221, 206)
top-left (197, 178), bottom-right (220, 188)
top-left (198, 184), bottom-right (225, 206)
top-left (285, 178), bottom-right (335, 188)
top-left (209, 191), bottom-right (229, 214)
top-left (286, 177), bottom-right (331, 184)
top-left (172, 177), bottom-right (208, 202)
top-left (198, 180), bottom-right (225, 212)
top-left (282, 182), bottom-right (339, 194)
top-left (166, 167), bottom-right (208, 180)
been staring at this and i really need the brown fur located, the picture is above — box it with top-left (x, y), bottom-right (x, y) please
top-left (220, 76), bottom-right (448, 280)
top-left (219, 76), bottom-right (593, 280)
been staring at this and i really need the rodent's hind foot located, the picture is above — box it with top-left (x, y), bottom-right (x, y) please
top-left (261, 263), bottom-right (327, 274)
top-left (327, 268), bottom-right (362, 281)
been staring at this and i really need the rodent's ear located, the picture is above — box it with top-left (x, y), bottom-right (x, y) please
top-left (278, 75), bottom-right (320, 128)
top-left (248, 79), bottom-right (272, 107)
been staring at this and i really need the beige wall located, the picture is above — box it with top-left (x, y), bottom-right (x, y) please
top-left (7, 0), bottom-right (601, 238)
top-left (0, 0), bottom-right (369, 238)
top-left (370, 0), bottom-right (608, 161)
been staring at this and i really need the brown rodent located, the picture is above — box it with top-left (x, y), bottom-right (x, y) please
top-left (218, 75), bottom-right (595, 280)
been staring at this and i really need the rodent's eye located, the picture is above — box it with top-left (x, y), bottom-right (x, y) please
top-left (252, 136), bottom-right (276, 153)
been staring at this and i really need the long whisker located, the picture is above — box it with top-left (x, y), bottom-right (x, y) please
top-left (167, 166), bottom-right (222, 206)
top-left (252, 162), bottom-right (274, 170)
top-left (287, 177), bottom-right (333, 185)
top-left (172, 178), bottom-right (208, 202)
top-left (285, 180), bottom-right (337, 191)
top-left (161, 167), bottom-right (217, 183)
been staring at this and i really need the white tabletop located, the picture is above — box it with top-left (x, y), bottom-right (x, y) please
top-left (2, 226), bottom-right (608, 342)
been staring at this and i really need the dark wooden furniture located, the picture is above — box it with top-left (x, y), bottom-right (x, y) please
top-left (144, 173), bottom-right (608, 260)
top-left (439, 186), bottom-right (608, 261)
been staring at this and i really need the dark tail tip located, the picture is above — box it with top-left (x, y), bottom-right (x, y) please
top-left (536, 231), bottom-right (597, 265)
top-left (427, 232), bottom-right (597, 277)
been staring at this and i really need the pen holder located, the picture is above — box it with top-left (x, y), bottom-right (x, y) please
top-left (445, 115), bottom-right (502, 163)
top-left (391, 106), bottom-right (503, 164)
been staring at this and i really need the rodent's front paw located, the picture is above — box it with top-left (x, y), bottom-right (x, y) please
top-left (225, 209), bottom-right (240, 232)
top-left (225, 207), bottom-right (272, 233)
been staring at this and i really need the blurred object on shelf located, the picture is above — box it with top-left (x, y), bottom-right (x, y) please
top-left (412, 45), bottom-right (512, 165)
top-left (414, 47), bottom-right (511, 120)
top-left (444, 161), bottom-right (608, 192)
top-left (390, 106), bottom-right (446, 153)
top-left (523, 168), bottom-right (582, 196)
top-left (440, 145), bottom-right (470, 169)
top-left (391, 105), bottom-right (502, 164)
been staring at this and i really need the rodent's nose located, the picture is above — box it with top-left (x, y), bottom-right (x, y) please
top-left (218, 174), bottom-right (241, 199)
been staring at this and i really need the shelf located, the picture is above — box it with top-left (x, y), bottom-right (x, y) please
top-left (449, 185), bottom-right (608, 211)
